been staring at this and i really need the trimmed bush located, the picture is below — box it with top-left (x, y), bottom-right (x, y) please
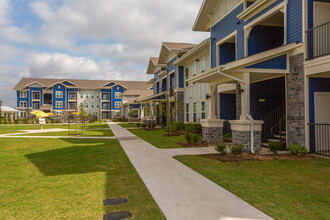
top-left (288, 143), bottom-right (308, 156)
top-left (230, 144), bottom-right (243, 156)
top-left (191, 134), bottom-right (201, 144)
top-left (136, 122), bottom-right (141, 127)
top-left (141, 123), bottom-right (146, 128)
top-left (215, 143), bottom-right (227, 155)
top-left (223, 133), bottom-right (232, 142)
top-left (268, 141), bottom-right (283, 155)
top-left (185, 133), bottom-right (192, 144)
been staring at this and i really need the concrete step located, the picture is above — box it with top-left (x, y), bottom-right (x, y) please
top-left (262, 143), bottom-right (269, 147)
top-left (268, 139), bottom-right (282, 142)
top-left (273, 134), bottom-right (286, 139)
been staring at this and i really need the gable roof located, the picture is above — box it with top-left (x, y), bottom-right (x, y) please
top-left (13, 78), bottom-right (150, 91)
top-left (193, 0), bottom-right (220, 32)
top-left (121, 89), bottom-right (153, 105)
top-left (146, 57), bottom-right (159, 74)
top-left (158, 42), bottom-right (197, 64)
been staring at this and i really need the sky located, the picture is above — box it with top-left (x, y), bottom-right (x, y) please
top-left (0, 0), bottom-right (208, 107)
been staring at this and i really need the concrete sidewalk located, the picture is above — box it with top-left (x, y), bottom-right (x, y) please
top-left (107, 121), bottom-right (272, 220)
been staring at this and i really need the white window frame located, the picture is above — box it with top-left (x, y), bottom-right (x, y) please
top-left (56, 91), bottom-right (63, 98)
top-left (20, 91), bottom-right (27, 98)
top-left (20, 101), bottom-right (27, 108)
top-left (216, 30), bottom-right (237, 66)
top-left (56, 101), bottom-right (63, 108)
top-left (32, 92), bottom-right (41, 100)
top-left (19, 111), bottom-right (27, 118)
top-left (115, 102), bottom-right (121, 108)
top-left (55, 111), bottom-right (62, 118)
top-left (200, 58), bottom-right (206, 73)
top-left (192, 63), bottom-right (197, 76)
top-left (32, 102), bottom-right (40, 110)
top-left (115, 92), bottom-right (121, 99)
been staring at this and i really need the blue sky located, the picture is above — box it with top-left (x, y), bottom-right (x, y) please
top-left (0, 0), bottom-right (208, 107)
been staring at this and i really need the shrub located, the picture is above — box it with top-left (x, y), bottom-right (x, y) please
top-left (215, 143), bottom-right (227, 155)
top-left (191, 134), bottom-right (201, 144)
top-left (55, 119), bottom-right (61, 123)
top-left (136, 122), bottom-right (141, 127)
top-left (185, 133), bottom-right (192, 144)
top-left (172, 121), bottom-right (184, 131)
top-left (152, 122), bottom-right (156, 128)
top-left (161, 124), bottom-right (166, 129)
top-left (287, 143), bottom-right (308, 156)
top-left (14, 120), bottom-right (19, 124)
top-left (223, 133), bottom-right (232, 142)
top-left (230, 144), bottom-right (243, 156)
top-left (141, 123), bottom-right (146, 128)
top-left (268, 141), bottom-right (283, 155)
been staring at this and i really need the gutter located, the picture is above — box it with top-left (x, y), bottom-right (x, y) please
top-left (217, 67), bottom-right (255, 154)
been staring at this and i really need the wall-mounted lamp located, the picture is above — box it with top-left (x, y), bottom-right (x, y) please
top-left (206, 94), bottom-right (211, 100)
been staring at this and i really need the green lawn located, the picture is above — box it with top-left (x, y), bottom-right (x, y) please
top-left (129, 129), bottom-right (184, 148)
top-left (119, 123), bottom-right (139, 128)
top-left (175, 155), bottom-right (330, 220)
top-left (0, 122), bottom-right (108, 135)
top-left (17, 129), bottom-right (114, 137)
top-left (0, 138), bottom-right (164, 219)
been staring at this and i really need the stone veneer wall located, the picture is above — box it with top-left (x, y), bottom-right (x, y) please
top-left (176, 91), bottom-right (184, 122)
top-left (236, 83), bottom-right (241, 120)
top-left (202, 127), bottom-right (223, 144)
top-left (232, 130), bottom-right (262, 152)
top-left (287, 53), bottom-right (305, 146)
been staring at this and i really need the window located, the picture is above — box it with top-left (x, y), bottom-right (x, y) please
top-left (91, 95), bottom-right (94, 98)
top-left (186, 103), bottom-right (189, 122)
top-left (201, 59), bottom-right (205, 72)
top-left (115, 102), bottom-right (121, 108)
top-left (193, 102), bottom-right (197, 122)
top-left (19, 112), bottom-right (26, 118)
top-left (192, 63), bottom-right (197, 76)
top-left (103, 103), bottom-right (110, 110)
top-left (33, 102), bottom-right (40, 110)
top-left (69, 93), bottom-right (77, 100)
top-left (201, 101), bottom-right (206, 119)
top-left (86, 93), bottom-right (89, 98)
top-left (56, 112), bottom-right (62, 118)
top-left (91, 103), bottom-right (94, 108)
top-left (69, 103), bottom-right (76, 110)
top-left (97, 103), bottom-right (99, 108)
top-left (85, 102), bottom-right (88, 108)
top-left (33, 92), bottom-right (40, 100)
top-left (20, 91), bottom-right (27, 98)
top-left (20, 101), bottom-right (27, 108)
top-left (185, 68), bottom-right (189, 79)
top-left (56, 91), bottom-right (63, 98)
top-left (80, 94), bottom-right (83, 98)
top-left (102, 93), bottom-right (110, 100)
top-left (97, 95), bottom-right (99, 98)
top-left (56, 101), bottom-right (63, 108)
top-left (115, 92), bottom-right (121, 99)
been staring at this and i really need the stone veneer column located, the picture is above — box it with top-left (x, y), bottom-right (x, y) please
top-left (200, 119), bottom-right (224, 144)
top-left (176, 91), bottom-right (184, 122)
top-left (287, 53), bottom-right (306, 146)
top-left (230, 120), bottom-right (263, 152)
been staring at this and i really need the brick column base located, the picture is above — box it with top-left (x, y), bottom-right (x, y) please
top-left (200, 119), bottom-right (224, 144)
top-left (230, 120), bottom-right (263, 152)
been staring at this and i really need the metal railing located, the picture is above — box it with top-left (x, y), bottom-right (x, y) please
top-left (309, 123), bottom-right (330, 156)
top-left (306, 21), bottom-right (330, 60)
top-left (261, 105), bottom-right (286, 143)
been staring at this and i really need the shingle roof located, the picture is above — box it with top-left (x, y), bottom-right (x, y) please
top-left (122, 89), bottom-right (153, 105)
top-left (150, 57), bottom-right (159, 66)
top-left (13, 78), bottom-right (150, 91)
top-left (163, 42), bottom-right (198, 51)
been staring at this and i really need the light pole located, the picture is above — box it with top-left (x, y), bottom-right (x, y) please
top-left (0, 100), bottom-right (2, 118)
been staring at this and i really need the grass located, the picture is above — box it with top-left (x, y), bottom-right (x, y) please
top-left (17, 129), bottom-right (114, 137)
top-left (129, 129), bottom-right (185, 148)
top-left (119, 123), bottom-right (140, 128)
top-left (175, 155), bottom-right (330, 220)
top-left (0, 138), bottom-right (164, 219)
top-left (0, 122), bottom-right (108, 135)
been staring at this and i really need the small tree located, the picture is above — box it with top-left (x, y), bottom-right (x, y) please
top-left (128, 109), bottom-right (134, 122)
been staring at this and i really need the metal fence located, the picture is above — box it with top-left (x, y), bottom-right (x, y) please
top-left (306, 21), bottom-right (330, 60)
top-left (309, 123), bottom-right (330, 156)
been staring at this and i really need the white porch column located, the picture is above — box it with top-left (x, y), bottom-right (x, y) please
top-left (240, 72), bottom-right (250, 120)
top-left (208, 84), bottom-right (217, 119)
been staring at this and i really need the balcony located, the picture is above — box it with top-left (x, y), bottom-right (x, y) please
top-left (306, 22), bottom-right (330, 61)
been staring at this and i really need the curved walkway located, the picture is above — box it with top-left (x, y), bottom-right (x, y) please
top-left (107, 121), bottom-right (272, 220)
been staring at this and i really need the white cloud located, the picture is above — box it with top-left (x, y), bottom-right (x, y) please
top-left (0, 0), bottom-right (11, 25)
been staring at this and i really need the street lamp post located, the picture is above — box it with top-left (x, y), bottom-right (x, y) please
top-left (0, 100), bottom-right (2, 118)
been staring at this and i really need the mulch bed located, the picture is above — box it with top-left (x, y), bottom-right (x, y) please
top-left (203, 153), bottom-right (314, 162)
top-left (177, 142), bottom-right (210, 148)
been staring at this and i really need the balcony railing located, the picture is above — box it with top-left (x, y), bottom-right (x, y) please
top-left (306, 21), bottom-right (330, 60)
top-left (309, 123), bottom-right (330, 156)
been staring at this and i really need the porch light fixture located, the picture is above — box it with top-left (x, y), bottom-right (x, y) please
top-left (206, 94), bottom-right (211, 100)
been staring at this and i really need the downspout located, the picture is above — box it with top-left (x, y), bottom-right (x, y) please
top-left (217, 67), bottom-right (255, 154)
